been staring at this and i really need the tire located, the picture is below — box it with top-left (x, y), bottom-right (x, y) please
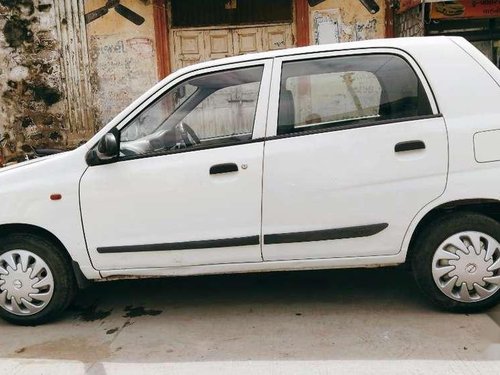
top-left (411, 213), bottom-right (500, 313)
top-left (0, 233), bottom-right (76, 325)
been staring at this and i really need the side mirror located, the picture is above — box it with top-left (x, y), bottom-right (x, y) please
top-left (97, 132), bottom-right (119, 160)
top-left (86, 131), bottom-right (119, 166)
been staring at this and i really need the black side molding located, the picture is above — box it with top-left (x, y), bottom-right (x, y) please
top-left (264, 223), bottom-right (388, 245)
top-left (97, 235), bottom-right (259, 254)
top-left (395, 140), bottom-right (425, 153)
top-left (97, 224), bottom-right (388, 254)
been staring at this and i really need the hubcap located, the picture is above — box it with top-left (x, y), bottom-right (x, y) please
top-left (432, 231), bottom-right (500, 302)
top-left (0, 250), bottom-right (54, 316)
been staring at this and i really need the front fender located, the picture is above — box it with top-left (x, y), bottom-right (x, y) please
top-left (0, 148), bottom-right (100, 280)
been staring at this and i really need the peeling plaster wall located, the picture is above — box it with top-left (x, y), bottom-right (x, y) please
top-left (0, 0), bottom-right (67, 161)
top-left (309, 0), bottom-right (386, 44)
top-left (85, 0), bottom-right (158, 127)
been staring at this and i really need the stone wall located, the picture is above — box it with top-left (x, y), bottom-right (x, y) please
top-left (0, 0), bottom-right (67, 162)
top-left (394, 4), bottom-right (424, 37)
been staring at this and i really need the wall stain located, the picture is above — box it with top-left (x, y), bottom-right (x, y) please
top-left (3, 17), bottom-right (33, 48)
top-left (0, 0), bottom-right (68, 162)
top-left (38, 4), bottom-right (52, 12)
top-left (29, 82), bottom-right (62, 106)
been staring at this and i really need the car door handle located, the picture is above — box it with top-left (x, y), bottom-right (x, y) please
top-left (210, 163), bottom-right (239, 175)
top-left (395, 140), bottom-right (426, 153)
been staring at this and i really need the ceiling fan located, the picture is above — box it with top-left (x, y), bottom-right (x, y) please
top-left (85, 0), bottom-right (145, 25)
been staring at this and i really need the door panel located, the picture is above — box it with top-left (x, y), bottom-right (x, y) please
top-left (204, 30), bottom-right (233, 60)
top-left (81, 144), bottom-right (264, 270)
top-left (233, 27), bottom-right (263, 54)
top-left (262, 26), bottom-right (293, 51)
top-left (261, 51), bottom-right (447, 261)
top-left (172, 30), bottom-right (205, 69)
top-left (261, 117), bottom-right (448, 261)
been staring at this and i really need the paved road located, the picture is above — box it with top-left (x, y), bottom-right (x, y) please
top-left (0, 267), bottom-right (499, 374)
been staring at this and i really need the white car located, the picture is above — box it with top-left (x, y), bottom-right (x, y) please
top-left (1, 36), bottom-right (499, 325)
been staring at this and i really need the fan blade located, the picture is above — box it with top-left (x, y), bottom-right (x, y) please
top-left (114, 4), bottom-right (145, 25)
top-left (84, 6), bottom-right (109, 24)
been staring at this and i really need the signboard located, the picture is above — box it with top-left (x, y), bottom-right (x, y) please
top-left (397, 0), bottom-right (423, 14)
top-left (430, 1), bottom-right (500, 19)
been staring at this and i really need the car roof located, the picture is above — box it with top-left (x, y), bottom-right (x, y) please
top-left (172, 36), bottom-right (458, 76)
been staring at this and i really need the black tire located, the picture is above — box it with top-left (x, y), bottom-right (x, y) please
top-left (411, 213), bottom-right (500, 313)
top-left (0, 233), bottom-right (76, 325)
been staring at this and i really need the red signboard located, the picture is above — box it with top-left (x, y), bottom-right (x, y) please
top-left (430, 0), bottom-right (500, 20)
top-left (397, 0), bottom-right (423, 14)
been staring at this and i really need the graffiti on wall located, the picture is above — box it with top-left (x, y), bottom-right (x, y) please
top-left (89, 34), bottom-right (157, 126)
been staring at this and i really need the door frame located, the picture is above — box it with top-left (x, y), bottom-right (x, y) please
top-left (153, 0), bottom-right (311, 79)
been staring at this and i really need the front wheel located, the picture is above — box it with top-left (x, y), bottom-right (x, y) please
top-left (412, 213), bottom-right (500, 312)
top-left (0, 234), bottom-right (76, 325)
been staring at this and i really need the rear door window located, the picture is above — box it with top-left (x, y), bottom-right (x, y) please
top-left (277, 54), bottom-right (433, 135)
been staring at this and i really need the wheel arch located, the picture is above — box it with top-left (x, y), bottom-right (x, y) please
top-left (405, 198), bottom-right (500, 262)
top-left (0, 223), bottom-right (90, 288)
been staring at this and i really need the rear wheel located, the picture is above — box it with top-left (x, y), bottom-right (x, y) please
top-left (412, 213), bottom-right (500, 312)
top-left (0, 234), bottom-right (76, 325)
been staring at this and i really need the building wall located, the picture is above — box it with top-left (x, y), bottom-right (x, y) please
top-left (394, 5), bottom-right (424, 37)
top-left (309, 0), bottom-right (386, 44)
top-left (85, 0), bottom-right (158, 127)
top-left (0, 0), bottom-right (67, 161)
top-left (0, 1), bottom-right (390, 162)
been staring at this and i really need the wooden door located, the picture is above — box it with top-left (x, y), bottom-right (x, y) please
top-left (171, 24), bottom-right (295, 71)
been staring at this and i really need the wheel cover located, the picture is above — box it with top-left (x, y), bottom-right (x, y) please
top-left (0, 250), bottom-right (54, 316)
top-left (432, 231), bottom-right (500, 303)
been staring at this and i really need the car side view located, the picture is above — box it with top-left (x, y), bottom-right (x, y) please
top-left (0, 36), bottom-right (499, 325)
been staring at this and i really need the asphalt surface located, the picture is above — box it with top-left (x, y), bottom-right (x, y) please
top-left (0, 267), bottom-right (499, 374)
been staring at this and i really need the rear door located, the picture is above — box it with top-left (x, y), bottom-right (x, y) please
top-left (261, 49), bottom-right (448, 261)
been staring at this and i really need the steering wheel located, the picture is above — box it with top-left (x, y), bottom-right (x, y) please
top-left (178, 122), bottom-right (200, 146)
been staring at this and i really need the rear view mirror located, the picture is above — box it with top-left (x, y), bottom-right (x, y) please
top-left (174, 86), bottom-right (186, 102)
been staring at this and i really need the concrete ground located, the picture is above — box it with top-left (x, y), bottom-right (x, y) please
top-left (0, 267), bottom-right (499, 374)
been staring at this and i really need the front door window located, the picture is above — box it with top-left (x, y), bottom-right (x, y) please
top-left (119, 66), bottom-right (264, 158)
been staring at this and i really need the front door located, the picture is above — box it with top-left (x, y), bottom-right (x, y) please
top-left (80, 61), bottom-right (271, 270)
top-left (261, 50), bottom-right (449, 261)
